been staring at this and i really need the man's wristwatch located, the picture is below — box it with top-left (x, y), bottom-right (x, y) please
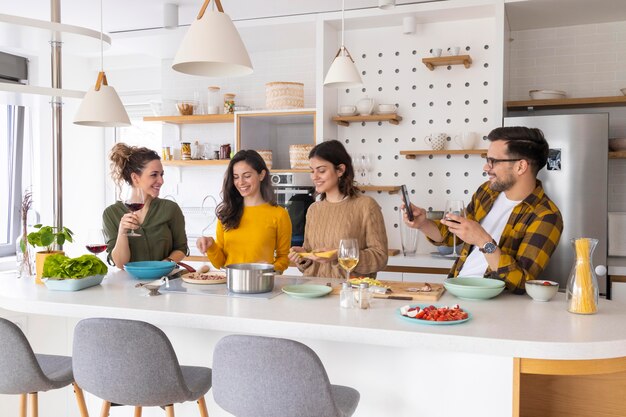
top-left (479, 239), bottom-right (498, 254)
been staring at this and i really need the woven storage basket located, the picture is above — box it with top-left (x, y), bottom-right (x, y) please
top-left (256, 150), bottom-right (273, 169)
top-left (266, 82), bottom-right (304, 109)
top-left (289, 144), bottom-right (313, 169)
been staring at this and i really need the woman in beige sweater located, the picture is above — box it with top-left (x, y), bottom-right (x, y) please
top-left (288, 140), bottom-right (388, 278)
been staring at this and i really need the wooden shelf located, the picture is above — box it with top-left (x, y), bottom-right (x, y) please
top-left (400, 149), bottom-right (487, 159)
top-left (359, 185), bottom-right (401, 194)
top-left (506, 95), bottom-right (626, 110)
top-left (162, 159), bottom-right (230, 167)
top-left (422, 55), bottom-right (472, 71)
top-left (143, 114), bottom-right (235, 124)
top-left (332, 114), bottom-right (402, 126)
top-left (609, 151), bottom-right (626, 159)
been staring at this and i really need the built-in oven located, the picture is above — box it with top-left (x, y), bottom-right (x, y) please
top-left (271, 172), bottom-right (315, 247)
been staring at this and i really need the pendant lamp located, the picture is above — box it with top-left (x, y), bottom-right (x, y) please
top-left (323, 0), bottom-right (362, 88)
top-left (172, 0), bottom-right (253, 77)
top-left (74, 0), bottom-right (130, 127)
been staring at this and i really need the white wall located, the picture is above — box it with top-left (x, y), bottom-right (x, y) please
top-left (509, 20), bottom-right (626, 212)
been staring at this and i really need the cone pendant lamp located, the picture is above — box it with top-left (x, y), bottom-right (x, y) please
top-left (172, 0), bottom-right (253, 77)
top-left (324, 0), bottom-right (362, 88)
top-left (74, 0), bottom-right (130, 127)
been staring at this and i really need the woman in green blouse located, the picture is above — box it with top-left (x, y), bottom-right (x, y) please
top-left (103, 143), bottom-right (188, 268)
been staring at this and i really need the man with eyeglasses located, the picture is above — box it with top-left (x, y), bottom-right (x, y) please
top-left (402, 126), bottom-right (563, 294)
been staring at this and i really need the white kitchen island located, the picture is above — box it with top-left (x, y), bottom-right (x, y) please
top-left (1, 270), bottom-right (625, 417)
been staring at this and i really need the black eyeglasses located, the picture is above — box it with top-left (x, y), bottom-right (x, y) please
top-left (483, 156), bottom-right (522, 169)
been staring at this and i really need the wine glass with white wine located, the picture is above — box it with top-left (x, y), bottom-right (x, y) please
top-left (444, 199), bottom-right (466, 257)
top-left (338, 238), bottom-right (359, 281)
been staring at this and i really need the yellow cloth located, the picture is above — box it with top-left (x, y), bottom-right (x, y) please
top-left (206, 203), bottom-right (292, 272)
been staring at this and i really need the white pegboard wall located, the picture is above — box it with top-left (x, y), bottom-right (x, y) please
top-left (338, 18), bottom-right (498, 252)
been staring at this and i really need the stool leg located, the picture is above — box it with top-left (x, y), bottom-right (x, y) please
top-left (165, 404), bottom-right (175, 417)
top-left (19, 393), bottom-right (27, 417)
top-left (28, 393), bottom-right (38, 417)
top-left (197, 396), bottom-right (209, 417)
top-left (134, 406), bottom-right (142, 417)
top-left (99, 401), bottom-right (111, 417)
top-left (72, 383), bottom-right (89, 417)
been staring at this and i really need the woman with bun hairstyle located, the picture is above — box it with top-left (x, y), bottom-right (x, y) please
top-left (103, 143), bottom-right (188, 268)
top-left (196, 150), bottom-right (292, 272)
top-left (288, 140), bottom-right (388, 278)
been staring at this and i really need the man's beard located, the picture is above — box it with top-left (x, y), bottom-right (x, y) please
top-left (489, 174), bottom-right (515, 192)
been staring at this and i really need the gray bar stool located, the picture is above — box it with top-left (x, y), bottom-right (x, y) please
top-left (0, 317), bottom-right (88, 417)
top-left (72, 318), bottom-right (212, 417)
top-left (212, 335), bottom-right (360, 417)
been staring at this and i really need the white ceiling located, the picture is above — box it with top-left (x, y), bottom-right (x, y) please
top-left (3, 0), bottom-right (626, 33)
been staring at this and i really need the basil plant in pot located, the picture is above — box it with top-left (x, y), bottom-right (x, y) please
top-left (27, 224), bottom-right (74, 284)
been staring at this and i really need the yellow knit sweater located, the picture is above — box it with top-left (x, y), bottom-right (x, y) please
top-left (299, 195), bottom-right (388, 278)
top-left (206, 203), bottom-right (292, 272)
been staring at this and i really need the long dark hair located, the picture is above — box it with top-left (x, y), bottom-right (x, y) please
top-left (216, 150), bottom-right (276, 230)
top-left (308, 140), bottom-right (360, 200)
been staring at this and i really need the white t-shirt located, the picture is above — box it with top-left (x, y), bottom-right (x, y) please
top-left (458, 192), bottom-right (521, 277)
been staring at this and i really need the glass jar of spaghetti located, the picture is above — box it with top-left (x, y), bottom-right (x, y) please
top-left (566, 237), bottom-right (599, 314)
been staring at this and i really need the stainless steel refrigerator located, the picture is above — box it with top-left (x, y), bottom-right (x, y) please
top-left (504, 114), bottom-right (608, 293)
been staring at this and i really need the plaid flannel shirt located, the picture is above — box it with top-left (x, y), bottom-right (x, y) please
top-left (432, 180), bottom-right (563, 294)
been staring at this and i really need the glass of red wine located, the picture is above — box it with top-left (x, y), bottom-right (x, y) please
top-left (122, 185), bottom-right (145, 237)
top-left (86, 229), bottom-right (108, 255)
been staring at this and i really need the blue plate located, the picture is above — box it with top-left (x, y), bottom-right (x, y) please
top-left (125, 261), bottom-right (176, 280)
top-left (43, 274), bottom-right (104, 291)
top-left (396, 304), bottom-right (471, 325)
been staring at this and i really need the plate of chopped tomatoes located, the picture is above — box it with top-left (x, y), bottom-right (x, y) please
top-left (397, 304), bottom-right (471, 325)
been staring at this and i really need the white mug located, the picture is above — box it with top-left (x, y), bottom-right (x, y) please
top-left (424, 133), bottom-right (447, 150)
top-left (454, 132), bottom-right (479, 150)
top-left (447, 46), bottom-right (460, 56)
top-left (339, 105), bottom-right (357, 115)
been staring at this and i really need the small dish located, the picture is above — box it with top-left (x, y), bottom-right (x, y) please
top-left (43, 274), bottom-right (104, 291)
top-left (529, 89), bottom-right (566, 100)
top-left (282, 284), bottom-right (332, 299)
top-left (525, 280), bottom-right (559, 302)
top-left (396, 304), bottom-right (471, 325)
top-left (376, 110), bottom-right (397, 115)
top-left (338, 111), bottom-right (358, 117)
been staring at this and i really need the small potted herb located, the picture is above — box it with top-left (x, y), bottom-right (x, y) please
top-left (27, 224), bottom-right (74, 284)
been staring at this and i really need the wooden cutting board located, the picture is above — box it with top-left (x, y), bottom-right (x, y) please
top-left (330, 280), bottom-right (445, 301)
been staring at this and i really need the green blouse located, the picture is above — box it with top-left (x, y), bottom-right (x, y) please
top-left (102, 198), bottom-right (189, 263)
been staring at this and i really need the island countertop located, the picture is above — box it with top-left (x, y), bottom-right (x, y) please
top-left (1, 271), bottom-right (625, 361)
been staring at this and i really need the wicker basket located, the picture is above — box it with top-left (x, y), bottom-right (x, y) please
top-left (256, 150), bottom-right (273, 169)
top-left (289, 144), bottom-right (313, 169)
top-left (266, 82), bottom-right (304, 109)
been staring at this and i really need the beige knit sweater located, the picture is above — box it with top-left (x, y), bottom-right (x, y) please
top-left (298, 195), bottom-right (388, 278)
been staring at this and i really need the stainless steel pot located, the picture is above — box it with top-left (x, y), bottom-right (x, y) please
top-left (225, 263), bottom-right (275, 294)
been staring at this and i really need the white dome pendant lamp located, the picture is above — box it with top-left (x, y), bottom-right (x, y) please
top-left (172, 0), bottom-right (253, 77)
top-left (74, 0), bottom-right (130, 127)
top-left (324, 0), bottom-right (362, 88)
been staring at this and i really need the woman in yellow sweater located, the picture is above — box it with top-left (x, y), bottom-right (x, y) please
top-left (288, 140), bottom-right (388, 278)
top-left (196, 150), bottom-right (292, 272)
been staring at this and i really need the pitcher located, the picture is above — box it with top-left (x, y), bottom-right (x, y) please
top-left (566, 237), bottom-right (599, 314)
top-left (356, 97), bottom-right (375, 115)
top-left (424, 133), bottom-right (447, 151)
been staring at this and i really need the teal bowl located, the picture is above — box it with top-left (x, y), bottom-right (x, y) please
top-left (444, 277), bottom-right (505, 300)
top-left (125, 261), bottom-right (176, 280)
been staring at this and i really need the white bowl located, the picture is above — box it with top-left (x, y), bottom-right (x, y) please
top-left (609, 138), bottom-right (626, 151)
top-left (525, 280), bottom-right (559, 301)
top-left (529, 90), bottom-right (566, 100)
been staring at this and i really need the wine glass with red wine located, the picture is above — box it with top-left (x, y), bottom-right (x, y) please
top-left (86, 229), bottom-right (108, 255)
top-left (122, 185), bottom-right (145, 237)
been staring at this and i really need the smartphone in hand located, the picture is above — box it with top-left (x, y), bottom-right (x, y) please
top-left (401, 185), bottom-right (414, 221)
